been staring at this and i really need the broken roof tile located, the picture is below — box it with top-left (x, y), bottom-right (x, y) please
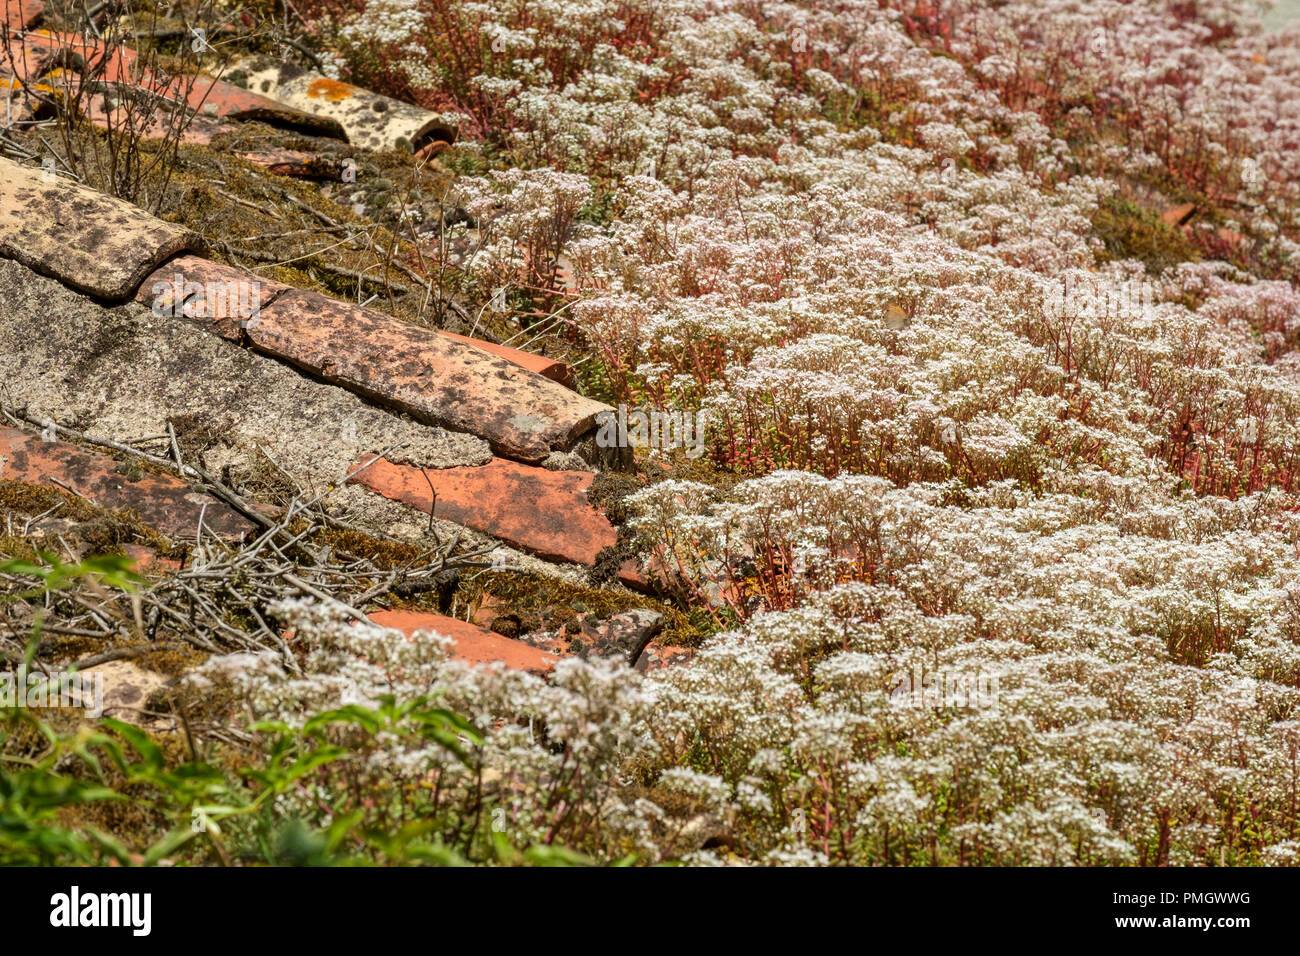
top-left (1, 32), bottom-right (345, 139)
top-left (185, 73), bottom-right (345, 136)
top-left (347, 455), bottom-right (618, 565)
top-left (0, 155), bottom-right (203, 300)
top-left (232, 58), bottom-right (457, 153)
top-left (0, 426), bottom-right (254, 541)
top-left (368, 609), bottom-right (559, 675)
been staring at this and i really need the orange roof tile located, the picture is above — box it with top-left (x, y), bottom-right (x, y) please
top-left (346, 455), bottom-right (617, 565)
top-left (0, 427), bottom-right (254, 541)
top-left (368, 609), bottom-right (559, 675)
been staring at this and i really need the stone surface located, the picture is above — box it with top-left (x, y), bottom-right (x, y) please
top-left (1162, 202), bottom-right (1197, 227)
top-left (0, 426), bottom-right (254, 541)
top-left (368, 609), bottom-right (558, 675)
top-left (347, 455), bottom-right (618, 564)
top-left (89, 659), bottom-right (169, 719)
top-left (0, 155), bottom-right (203, 300)
top-left (56, 658), bottom-right (169, 720)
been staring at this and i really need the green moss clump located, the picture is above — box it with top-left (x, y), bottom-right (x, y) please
top-left (1091, 195), bottom-right (1200, 274)
top-left (434, 569), bottom-right (703, 646)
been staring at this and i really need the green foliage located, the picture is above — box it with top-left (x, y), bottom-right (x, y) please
top-left (0, 551), bottom-right (143, 601)
top-left (0, 691), bottom-right (609, 865)
top-left (0, 552), bottom-right (594, 866)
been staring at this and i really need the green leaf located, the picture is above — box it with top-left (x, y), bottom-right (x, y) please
top-left (100, 718), bottom-right (165, 773)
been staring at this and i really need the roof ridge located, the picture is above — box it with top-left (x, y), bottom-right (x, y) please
top-left (0, 157), bottom-right (605, 461)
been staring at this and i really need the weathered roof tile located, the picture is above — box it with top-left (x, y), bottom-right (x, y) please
top-left (368, 609), bottom-right (558, 675)
top-left (436, 329), bottom-right (576, 387)
top-left (1, 32), bottom-right (345, 137)
top-left (0, 426), bottom-right (254, 541)
top-left (135, 254), bottom-right (289, 336)
top-left (233, 58), bottom-right (456, 153)
top-left (1, 0), bottom-right (42, 33)
top-left (347, 455), bottom-right (617, 565)
top-left (0, 155), bottom-right (203, 300)
top-left (134, 256), bottom-right (603, 458)
top-left (231, 287), bottom-right (606, 462)
top-left (185, 73), bottom-right (345, 135)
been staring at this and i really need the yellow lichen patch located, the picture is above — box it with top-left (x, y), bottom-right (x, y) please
top-left (1, 76), bottom-right (62, 98)
top-left (306, 77), bottom-right (356, 102)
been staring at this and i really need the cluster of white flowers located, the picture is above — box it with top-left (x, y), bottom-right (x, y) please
top-left (621, 472), bottom-right (1300, 861)
top-left (339, 0), bottom-right (428, 48)
top-left (309, 0), bottom-right (1300, 862)
top-left (189, 600), bottom-right (702, 860)
top-left (452, 168), bottom-right (594, 292)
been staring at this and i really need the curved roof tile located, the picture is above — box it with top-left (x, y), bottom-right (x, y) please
top-left (0, 155), bottom-right (203, 300)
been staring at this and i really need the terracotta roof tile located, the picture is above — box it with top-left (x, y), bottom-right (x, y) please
top-left (0, 155), bottom-right (203, 300)
top-left (234, 59), bottom-right (457, 153)
top-left (122, 543), bottom-right (182, 572)
top-left (132, 256), bottom-right (600, 457)
top-left (219, 286), bottom-right (606, 462)
top-left (346, 455), bottom-right (617, 565)
top-left (0, 29), bottom-right (62, 82)
top-left (134, 255), bottom-right (290, 336)
top-left (0, 28), bottom-right (639, 598)
top-left (0, 426), bottom-right (254, 541)
top-left (139, 256), bottom-right (574, 388)
top-left (368, 609), bottom-right (559, 675)
top-left (1, 32), bottom-right (345, 138)
top-left (435, 329), bottom-right (576, 388)
top-left (185, 73), bottom-right (345, 134)
top-left (635, 644), bottom-right (694, 674)
top-left (1, 0), bottom-right (42, 33)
